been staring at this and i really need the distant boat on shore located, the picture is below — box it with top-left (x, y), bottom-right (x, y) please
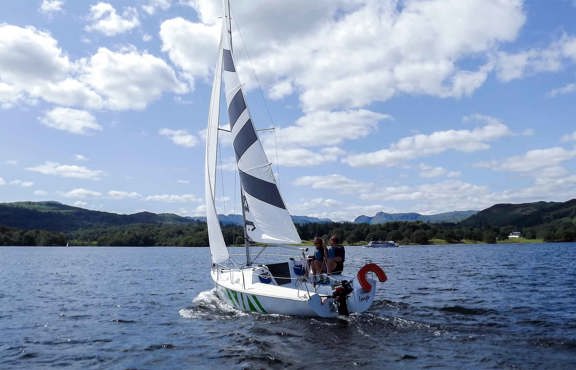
top-left (365, 240), bottom-right (400, 248)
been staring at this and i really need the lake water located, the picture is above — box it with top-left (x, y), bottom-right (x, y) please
top-left (1, 243), bottom-right (575, 369)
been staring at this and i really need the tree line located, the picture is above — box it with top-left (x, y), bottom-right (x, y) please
top-left (1, 219), bottom-right (575, 246)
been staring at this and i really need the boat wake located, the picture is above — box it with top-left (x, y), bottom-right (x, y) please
top-left (179, 288), bottom-right (247, 319)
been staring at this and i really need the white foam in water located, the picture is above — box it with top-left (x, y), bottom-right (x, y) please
top-left (179, 288), bottom-right (246, 319)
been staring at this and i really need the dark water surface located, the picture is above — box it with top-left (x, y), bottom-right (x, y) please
top-left (1, 244), bottom-right (575, 369)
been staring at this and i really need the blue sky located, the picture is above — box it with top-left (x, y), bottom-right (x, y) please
top-left (1, 0), bottom-right (575, 221)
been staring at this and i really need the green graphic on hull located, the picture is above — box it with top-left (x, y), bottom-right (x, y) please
top-left (223, 288), bottom-right (267, 313)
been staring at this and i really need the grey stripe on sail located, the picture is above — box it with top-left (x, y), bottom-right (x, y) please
top-left (223, 49), bottom-right (235, 72)
top-left (233, 120), bottom-right (257, 159)
top-left (239, 170), bottom-right (286, 210)
top-left (228, 90), bottom-right (246, 129)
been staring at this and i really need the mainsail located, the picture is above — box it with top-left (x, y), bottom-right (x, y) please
top-left (205, 19), bottom-right (229, 264)
top-left (220, 2), bottom-right (300, 245)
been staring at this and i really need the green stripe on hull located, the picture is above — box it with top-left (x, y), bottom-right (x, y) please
top-left (225, 288), bottom-right (237, 308)
top-left (222, 288), bottom-right (267, 314)
top-left (247, 296), bottom-right (257, 312)
top-left (251, 295), bottom-right (267, 313)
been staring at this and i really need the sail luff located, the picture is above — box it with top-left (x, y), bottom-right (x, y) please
top-left (205, 19), bottom-right (229, 264)
top-left (220, 2), bottom-right (301, 245)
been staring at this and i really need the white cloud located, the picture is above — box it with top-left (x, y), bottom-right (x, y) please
top-left (268, 80), bottom-right (294, 100)
top-left (40, 0), bottom-right (64, 14)
top-left (418, 164), bottom-right (460, 178)
top-left (73, 201), bottom-right (88, 208)
top-left (75, 154), bottom-right (88, 161)
top-left (495, 35), bottom-right (576, 82)
top-left (0, 25), bottom-right (185, 111)
top-left (40, 107), bottom-right (102, 135)
top-left (27, 161), bottom-right (104, 180)
top-left (159, 128), bottom-right (198, 147)
top-left (85, 2), bottom-right (140, 36)
top-left (108, 190), bottom-right (142, 199)
top-left (62, 188), bottom-right (102, 198)
top-left (166, 1), bottom-right (525, 110)
top-left (30, 78), bottom-right (103, 109)
top-left (159, 17), bottom-right (218, 84)
top-left (289, 197), bottom-right (347, 221)
top-left (271, 147), bottom-right (344, 167)
top-left (479, 147), bottom-right (576, 174)
top-left (345, 115), bottom-right (511, 167)
top-left (142, 0), bottom-right (171, 15)
top-left (0, 82), bottom-right (23, 108)
top-left (293, 174), bottom-right (372, 194)
top-left (275, 109), bottom-right (389, 148)
top-left (145, 194), bottom-right (201, 203)
top-left (548, 83), bottom-right (576, 98)
top-left (358, 179), bottom-right (496, 213)
top-left (0, 178), bottom-right (35, 187)
top-left (217, 0), bottom-right (525, 111)
top-left (34, 190), bottom-right (48, 196)
top-left (9, 180), bottom-right (34, 187)
top-left (562, 131), bottom-right (576, 142)
top-left (78, 47), bottom-right (188, 110)
top-left (0, 25), bottom-right (71, 86)
top-left (492, 174), bottom-right (576, 205)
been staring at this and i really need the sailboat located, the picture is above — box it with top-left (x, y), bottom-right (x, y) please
top-left (205, 1), bottom-right (387, 317)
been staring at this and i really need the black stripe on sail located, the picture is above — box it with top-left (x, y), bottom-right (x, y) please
top-left (223, 49), bottom-right (235, 72)
top-left (228, 90), bottom-right (246, 129)
top-left (239, 170), bottom-right (286, 210)
top-left (233, 119), bottom-right (257, 159)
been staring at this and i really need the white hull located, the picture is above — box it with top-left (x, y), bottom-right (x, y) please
top-left (365, 241), bottom-right (399, 248)
top-left (210, 262), bottom-right (378, 318)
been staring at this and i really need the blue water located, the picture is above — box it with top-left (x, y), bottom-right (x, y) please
top-left (1, 244), bottom-right (575, 369)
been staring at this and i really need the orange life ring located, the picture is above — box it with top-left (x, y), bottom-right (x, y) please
top-left (357, 263), bottom-right (387, 292)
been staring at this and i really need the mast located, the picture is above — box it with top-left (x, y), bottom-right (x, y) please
top-left (225, 0), bottom-right (233, 53)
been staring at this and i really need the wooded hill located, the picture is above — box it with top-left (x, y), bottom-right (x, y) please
top-left (1, 199), bottom-right (575, 246)
top-left (0, 201), bottom-right (193, 232)
top-left (461, 199), bottom-right (576, 227)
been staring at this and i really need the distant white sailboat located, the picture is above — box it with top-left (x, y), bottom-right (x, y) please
top-left (365, 240), bottom-right (400, 248)
top-left (205, 0), bottom-right (387, 317)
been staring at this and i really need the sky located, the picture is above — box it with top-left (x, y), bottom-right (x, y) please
top-left (1, 0), bottom-right (575, 222)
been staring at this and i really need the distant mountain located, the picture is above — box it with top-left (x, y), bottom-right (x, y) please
top-left (461, 199), bottom-right (576, 227)
top-left (354, 210), bottom-right (477, 224)
top-left (292, 216), bottom-right (332, 224)
top-left (0, 201), bottom-right (195, 232)
top-left (424, 211), bottom-right (479, 223)
top-left (191, 214), bottom-right (332, 225)
top-left (5, 200), bottom-right (573, 233)
top-left (0, 201), bottom-right (333, 232)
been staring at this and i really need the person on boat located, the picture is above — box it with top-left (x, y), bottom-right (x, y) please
top-left (310, 237), bottom-right (327, 276)
top-left (327, 235), bottom-right (345, 274)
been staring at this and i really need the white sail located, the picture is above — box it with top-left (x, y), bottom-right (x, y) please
top-left (221, 2), bottom-right (300, 244)
top-left (205, 20), bottom-right (229, 264)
